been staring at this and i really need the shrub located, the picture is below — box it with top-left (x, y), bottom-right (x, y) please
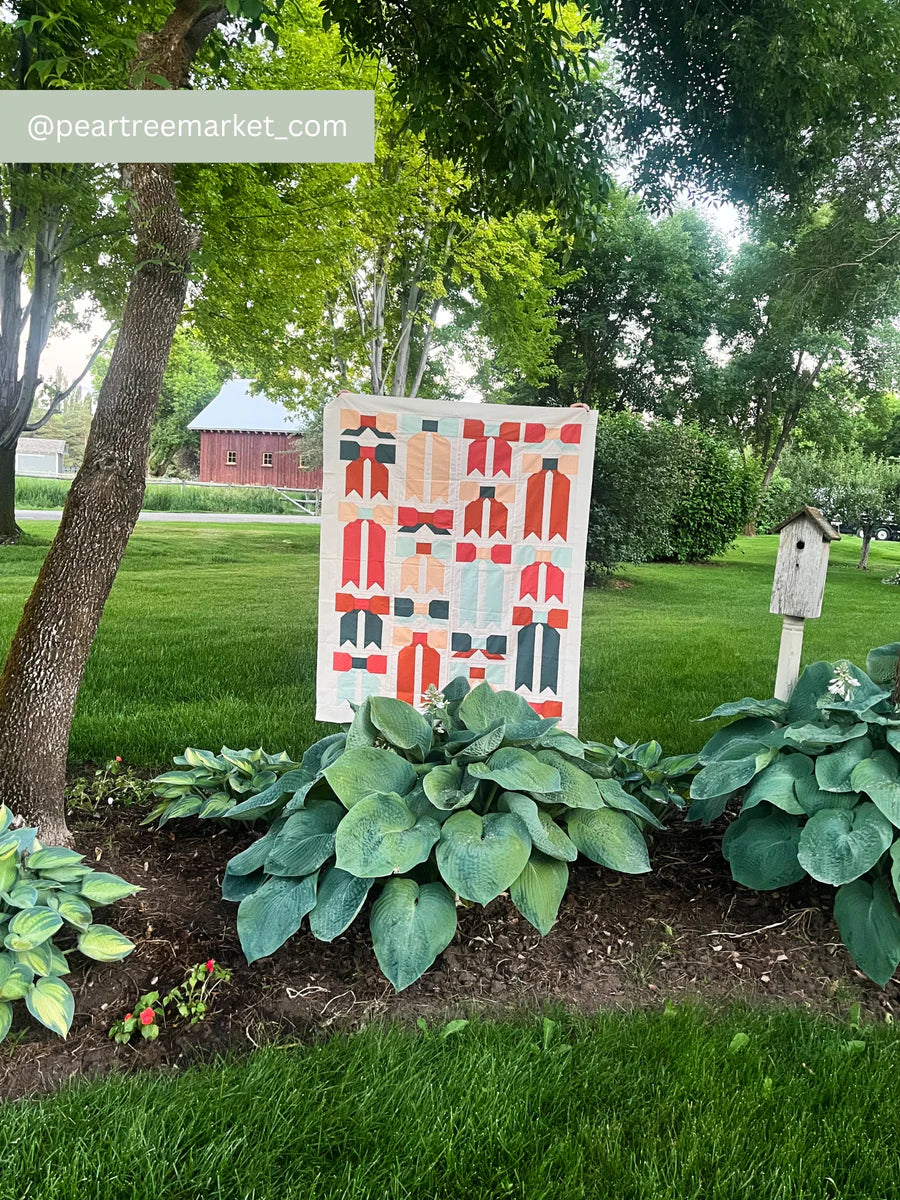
top-left (144, 747), bottom-right (301, 825)
top-left (666, 433), bottom-right (759, 562)
top-left (689, 646), bottom-right (900, 985)
top-left (0, 806), bottom-right (140, 1042)
top-left (179, 683), bottom-right (678, 991)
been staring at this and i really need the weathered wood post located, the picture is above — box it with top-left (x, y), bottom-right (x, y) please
top-left (770, 507), bottom-right (841, 700)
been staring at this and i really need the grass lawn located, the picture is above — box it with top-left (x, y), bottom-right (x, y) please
top-left (1, 522), bottom-right (899, 766)
top-left (1, 1006), bottom-right (899, 1199)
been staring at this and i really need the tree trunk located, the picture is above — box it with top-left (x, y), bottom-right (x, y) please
top-left (0, 163), bottom-right (200, 842)
top-left (859, 533), bottom-right (872, 571)
top-left (0, 445), bottom-right (20, 545)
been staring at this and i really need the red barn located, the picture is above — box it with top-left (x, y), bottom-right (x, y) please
top-left (188, 379), bottom-right (322, 489)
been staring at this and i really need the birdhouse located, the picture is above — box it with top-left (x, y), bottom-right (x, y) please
top-left (770, 506), bottom-right (840, 619)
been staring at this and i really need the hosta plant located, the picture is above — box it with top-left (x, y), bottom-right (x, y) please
top-left (215, 681), bottom-right (669, 991)
top-left (583, 738), bottom-right (699, 816)
top-left (0, 805), bottom-right (140, 1042)
top-left (690, 644), bottom-right (900, 986)
top-left (143, 746), bottom-right (300, 825)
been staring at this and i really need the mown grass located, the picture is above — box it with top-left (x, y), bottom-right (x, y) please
top-left (1, 1007), bottom-right (898, 1199)
top-left (1, 523), bottom-right (899, 766)
top-left (15, 476), bottom-right (302, 514)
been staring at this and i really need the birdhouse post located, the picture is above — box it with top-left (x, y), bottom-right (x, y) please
top-left (770, 506), bottom-right (840, 701)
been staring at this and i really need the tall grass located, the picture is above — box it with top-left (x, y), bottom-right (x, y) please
top-left (14, 476), bottom-right (302, 515)
top-left (1, 1007), bottom-right (899, 1199)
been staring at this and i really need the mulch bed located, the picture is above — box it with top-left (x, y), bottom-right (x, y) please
top-left (2, 806), bottom-right (897, 1099)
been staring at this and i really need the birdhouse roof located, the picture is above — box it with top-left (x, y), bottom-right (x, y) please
top-left (771, 506), bottom-right (841, 540)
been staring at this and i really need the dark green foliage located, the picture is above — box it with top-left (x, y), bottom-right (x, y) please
top-left (667, 434), bottom-right (759, 563)
top-left (692, 647), bottom-right (900, 985)
top-left (165, 685), bottom-right (684, 991)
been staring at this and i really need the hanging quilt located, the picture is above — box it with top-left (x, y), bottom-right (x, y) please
top-left (315, 393), bottom-right (597, 733)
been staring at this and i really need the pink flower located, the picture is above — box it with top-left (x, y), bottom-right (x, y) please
top-left (115, 756), bottom-right (122, 763)
top-left (139, 1007), bottom-right (155, 1026)
top-left (206, 959), bottom-right (215, 972)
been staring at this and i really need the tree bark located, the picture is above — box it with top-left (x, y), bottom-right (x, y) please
top-left (859, 532), bottom-right (872, 571)
top-left (0, 445), bottom-right (19, 544)
top-left (0, 0), bottom-right (218, 842)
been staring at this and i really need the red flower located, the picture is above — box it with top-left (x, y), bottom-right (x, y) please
top-left (206, 959), bottom-right (215, 972)
top-left (139, 1007), bottom-right (155, 1026)
top-left (115, 756), bottom-right (122, 763)
top-left (124, 1013), bottom-right (132, 1021)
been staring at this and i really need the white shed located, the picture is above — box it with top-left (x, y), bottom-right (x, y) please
top-left (15, 437), bottom-right (66, 476)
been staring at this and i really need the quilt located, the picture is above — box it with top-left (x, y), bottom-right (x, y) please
top-left (315, 393), bottom-right (597, 733)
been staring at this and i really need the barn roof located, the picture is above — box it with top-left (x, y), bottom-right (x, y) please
top-left (18, 437), bottom-right (65, 455)
top-left (187, 379), bottom-right (306, 434)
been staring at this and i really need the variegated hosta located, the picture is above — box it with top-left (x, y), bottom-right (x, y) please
top-left (0, 805), bottom-right (140, 1042)
top-left (212, 680), bottom-right (679, 992)
top-left (143, 747), bottom-right (301, 826)
top-left (690, 643), bottom-right (900, 987)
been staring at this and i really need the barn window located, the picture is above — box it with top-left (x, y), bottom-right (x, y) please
top-left (262, 452), bottom-right (273, 467)
top-left (226, 450), bottom-right (237, 465)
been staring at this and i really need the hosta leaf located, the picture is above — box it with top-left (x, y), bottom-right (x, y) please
top-left (182, 747), bottom-right (226, 771)
top-left (850, 751), bottom-right (900, 827)
top-left (345, 698), bottom-right (380, 749)
top-left (158, 793), bottom-right (204, 822)
top-left (422, 762), bottom-right (478, 811)
top-left (264, 802), bottom-right (344, 877)
top-left (798, 803), bottom-right (893, 886)
top-left (77, 925), bottom-right (136, 962)
top-left (237, 874), bottom-right (318, 963)
top-left (301, 733), bottom-right (346, 777)
top-left (25, 975), bottom-right (74, 1038)
top-left (866, 643), bottom-right (900, 685)
top-left (834, 877), bottom-right (900, 986)
top-left (565, 808), bottom-right (650, 873)
top-left (497, 792), bottom-right (577, 862)
top-left (892, 843), bottom-right (900, 906)
top-left (815, 736), bottom-right (874, 793)
top-left (690, 748), bottom-right (776, 803)
top-left (26, 848), bottom-right (84, 872)
top-left (335, 793), bottom-right (440, 878)
top-left (794, 774), bottom-right (856, 816)
top-left (700, 697), bottom-right (788, 723)
top-left (783, 722), bottom-right (868, 749)
top-left (15, 942), bottom-right (68, 978)
top-left (222, 866), bottom-right (264, 903)
top-left (78, 872), bottom-right (141, 905)
top-left (509, 852), bottom-right (568, 935)
top-left (0, 846), bottom-right (17, 894)
top-left (0, 1001), bottom-right (11, 1043)
top-left (537, 731), bottom-right (585, 756)
top-left (741, 754), bottom-right (813, 815)
top-left (536, 751), bottom-right (603, 809)
top-left (785, 662), bottom-right (837, 723)
top-left (324, 747), bottom-right (417, 809)
top-left (3, 883), bottom-right (38, 909)
top-left (308, 866), bottom-right (373, 942)
top-left (721, 805), bottom-right (804, 890)
top-left (441, 676), bottom-right (471, 702)
top-left (369, 878), bottom-right (457, 991)
top-left (467, 747), bottom-right (561, 794)
top-left (369, 696), bottom-right (433, 759)
top-left (199, 793), bottom-right (236, 820)
top-left (436, 810), bottom-right (531, 904)
top-left (4, 907), bottom-right (63, 951)
top-left (226, 827), bottom-right (281, 876)
top-left (698, 718), bottom-right (778, 765)
top-left (818, 666), bottom-right (891, 717)
top-left (595, 778), bottom-right (665, 829)
top-left (452, 722), bottom-right (507, 763)
top-left (657, 752), bottom-right (700, 776)
top-left (458, 683), bottom-right (537, 732)
top-left (0, 955), bottom-right (33, 999)
top-left (227, 769), bottom-right (311, 818)
top-left (502, 717), bottom-right (564, 747)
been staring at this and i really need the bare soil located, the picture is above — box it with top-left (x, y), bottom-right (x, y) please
top-left (2, 806), bottom-right (896, 1099)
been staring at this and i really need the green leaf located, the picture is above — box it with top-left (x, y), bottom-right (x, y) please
top-left (815, 736), bottom-right (874, 792)
top-left (422, 762), bottom-right (478, 811)
top-left (0, 955), bottom-right (33, 1000)
top-left (536, 751), bottom-right (603, 809)
top-left (0, 846), bottom-right (17, 894)
top-left (700, 697), bottom-right (788, 722)
top-left (565, 808), bottom-right (650, 873)
top-left (0, 1001), bottom-right (11, 1044)
top-left (798, 803), bottom-right (893, 886)
top-left (78, 872), bottom-right (141, 905)
top-left (794, 774), bottom-right (856, 817)
top-left (227, 769), bottom-right (311, 818)
top-left (509, 851), bottom-right (568, 935)
top-left (226, 827), bottom-right (281, 877)
top-left (741, 754), bottom-right (813, 815)
top-left (76, 925), bottom-right (135, 962)
top-left (324, 747), bottom-right (417, 808)
top-left (25, 975), bottom-right (74, 1038)
top-left (26, 847), bottom-right (85, 871)
top-left (867, 643), bottom-right (900, 685)
top-left (690, 748), bottom-right (776, 802)
top-left (721, 804), bottom-right (804, 890)
top-left (891, 843), bottom-right (900, 906)
top-left (595, 778), bottom-right (666, 828)
top-left (436, 810), bottom-right (531, 904)
top-left (452, 722), bottom-right (507, 763)
top-left (199, 793), bottom-right (237, 820)
top-left (3, 883), bottom-right (38, 909)
top-left (459, 683), bottom-right (537, 731)
top-left (698, 718), bottom-right (778, 765)
top-left (834, 877), bottom-right (900, 986)
top-left (657, 752), bottom-right (701, 776)
top-left (850, 751), bottom-right (900, 827)
top-left (182, 747), bottom-right (225, 772)
top-left (222, 866), bottom-right (264, 903)
top-left (15, 942), bottom-right (68, 978)
top-left (818, 666), bottom-right (891, 717)
top-left (4, 907), bottom-right (63, 952)
top-left (783, 722), bottom-right (868, 748)
top-left (497, 792), bottom-right (577, 861)
top-left (786, 662), bottom-right (837, 723)
top-left (335, 793), bottom-right (440, 878)
top-left (308, 866), bottom-right (373, 942)
top-left (237, 874), bottom-right (318, 964)
top-left (264, 802), bottom-right (344, 877)
top-left (345, 697), bottom-right (380, 749)
top-left (369, 697), bottom-right (433, 759)
top-left (467, 747), bottom-right (561, 794)
top-left (369, 878), bottom-right (457, 991)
